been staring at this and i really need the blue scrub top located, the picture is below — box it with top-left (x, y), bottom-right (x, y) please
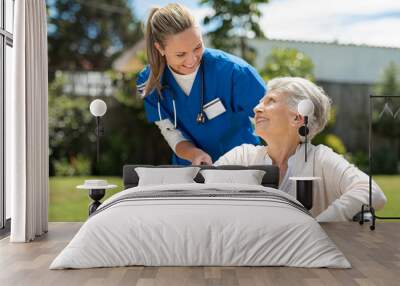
top-left (137, 48), bottom-right (267, 165)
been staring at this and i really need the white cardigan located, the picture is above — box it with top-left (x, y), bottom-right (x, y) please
top-left (214, 143), bottom-right (387, 222)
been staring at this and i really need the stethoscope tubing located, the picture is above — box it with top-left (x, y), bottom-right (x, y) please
top-left (158, 98), bottom-right (177, 129)
top-left (157, 61), bottom-right (205, 129)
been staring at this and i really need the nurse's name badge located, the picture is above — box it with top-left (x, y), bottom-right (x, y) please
top-left (203, 98), bottom-right (226, 120)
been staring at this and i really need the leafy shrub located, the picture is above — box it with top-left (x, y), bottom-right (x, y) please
top-left (54, 155), bottom-right (91, 176)
top-left (348, 151), bottom-right (369, 173)
top-left (372, 145), bottom-right (398, 174)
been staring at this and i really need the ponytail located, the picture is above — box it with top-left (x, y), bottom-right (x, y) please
top-left (143, 3), bottom-right (196, 97)
top-left (145, 7), bottom-right (165, 97)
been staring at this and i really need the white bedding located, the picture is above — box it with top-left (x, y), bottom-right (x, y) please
top-left (50, 183), bottom-right (351, 269)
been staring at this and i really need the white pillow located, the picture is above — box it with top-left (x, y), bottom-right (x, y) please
top-left (200, 169), bottom-right (266, 185)
top-left (135, 167), bottom-right (200, 186)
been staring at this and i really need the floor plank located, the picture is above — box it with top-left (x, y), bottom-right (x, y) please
top-left (0, 222), bottom-right (399, 286)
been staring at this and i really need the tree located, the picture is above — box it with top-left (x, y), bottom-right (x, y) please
top-left (47, 0), bottom-right (143, 72)
top-left (372, 62), bottom-right (400, 140)
top-left (260, 47), bottom-right (315, 81)
top-left (374, 62), bottom-right (400, 96)
top-left (48, 74), bottom-right (94, 176)
top-left (200, 0), bottom-right (268, 64)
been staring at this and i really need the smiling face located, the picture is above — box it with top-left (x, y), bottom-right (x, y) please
top-left (254, 91), bottom-right (301, 142)
top-left (155, 26), bottom-right (204, 75)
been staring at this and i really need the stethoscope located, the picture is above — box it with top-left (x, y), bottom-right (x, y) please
top-left (157, 61), bottom-right (206, 129)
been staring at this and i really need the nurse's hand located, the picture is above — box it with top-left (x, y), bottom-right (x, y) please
top-left (175, 141), bottom-right (213, 165)
top-left (191, 151), bottom-right (213, 166)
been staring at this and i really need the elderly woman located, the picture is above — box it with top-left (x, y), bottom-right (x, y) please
top-left (214, 77), bottom-right (387, 222)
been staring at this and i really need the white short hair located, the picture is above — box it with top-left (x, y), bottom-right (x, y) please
top-left (267, 77), bottom-right (332, 139)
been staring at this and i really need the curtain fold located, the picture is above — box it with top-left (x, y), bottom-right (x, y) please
top-left (9, 0), bottom-right (48, 242)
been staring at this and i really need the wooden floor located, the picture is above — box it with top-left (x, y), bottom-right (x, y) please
top-left (0, 222), bottom-right (399, 286)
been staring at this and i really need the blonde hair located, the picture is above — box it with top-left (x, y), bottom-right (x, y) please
top-left (267, 77), bottom-right (332, 140)
top-left (144, 3), bottom-right (196, 97)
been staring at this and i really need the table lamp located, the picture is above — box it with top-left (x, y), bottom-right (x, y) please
top-left (290, 99), bottom-right (320, 210)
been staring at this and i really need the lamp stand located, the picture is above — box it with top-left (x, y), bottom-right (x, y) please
top-left (95, 116), bottom-right (104, 163)
top-left (304, 116), bottom-right (308, 162)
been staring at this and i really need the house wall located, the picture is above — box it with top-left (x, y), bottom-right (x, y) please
top-left (251, 38), bottom-right (400, 85)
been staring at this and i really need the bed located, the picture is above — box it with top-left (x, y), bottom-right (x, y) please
top-left (50, 165), bottom-right (350, 269)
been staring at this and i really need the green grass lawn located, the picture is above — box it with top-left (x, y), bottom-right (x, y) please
top-left (374, 176), bottom-right (400, 217)
top-left (49, 176), bottom-right (123, 221)
top-left (49, 175), bottom-right (400, 222)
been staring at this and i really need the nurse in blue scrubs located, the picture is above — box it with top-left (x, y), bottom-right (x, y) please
top-left (137, 3), bottom-right (266, 165)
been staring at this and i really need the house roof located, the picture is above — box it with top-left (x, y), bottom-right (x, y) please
top-left (112, 39), bottom-right (146, 73)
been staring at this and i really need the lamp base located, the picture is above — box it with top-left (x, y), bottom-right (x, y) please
top-left (289, 177), bottom-right (320, 210)
top-left (296, 180), bottom-right (313, 210)
top-left (88, 189), bottom-right (105, 215)
top-left (352, 210), bottom-right (373, 223)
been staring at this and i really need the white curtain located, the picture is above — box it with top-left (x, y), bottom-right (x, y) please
top-left (8, 0), bottom-right (49, 242)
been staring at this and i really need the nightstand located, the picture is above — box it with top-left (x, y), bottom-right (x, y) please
top-left (77, 180), bottom-right (117, 215)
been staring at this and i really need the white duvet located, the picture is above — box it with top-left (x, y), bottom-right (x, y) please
top-left (50, 183), bottom-right (351, 269)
